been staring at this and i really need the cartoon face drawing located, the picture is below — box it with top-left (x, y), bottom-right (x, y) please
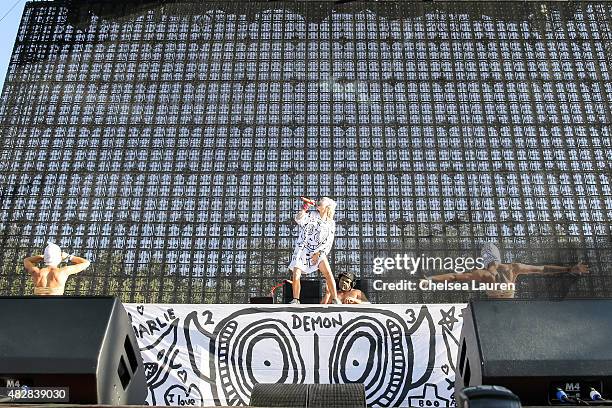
top-left (128, 307), bottom-right (191, 406)
top-left (215, 318), bottom-right (306, 404)
top-left (183, 306), bottom-right (436, 407)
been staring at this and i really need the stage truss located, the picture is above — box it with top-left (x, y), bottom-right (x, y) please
top-left (0, 1), bottom-right (611, 302)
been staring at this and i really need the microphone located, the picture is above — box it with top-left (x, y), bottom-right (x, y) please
top-left (590, 387), bottom-right (603, 401)
top-left (300, 196), bottom-right (316, 210)
top-left (556, 388), bottom-right (570, 403)
top-left (300, 196), bottom-right (316, 205)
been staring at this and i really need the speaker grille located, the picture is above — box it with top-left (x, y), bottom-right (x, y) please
top-left (250, 383), bottom-right (309, 407)
top-left (308, 384), bottom-right (366, 408)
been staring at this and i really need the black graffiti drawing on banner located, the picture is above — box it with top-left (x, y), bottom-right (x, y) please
top-left (439, 306), bottom-right (460, 375)
top-left (164, 384), bottom-right (203, 406)
top-left (328, 306), bottom-right (436, 407)
top-left (185, 310), bottom-right (306, 406)
top-left (131, 307), bottom-right (181, 406)
top-left (438, 306), bottom-right (461, 396)
top-left (182, 306), bottom-right (436, 407)
top-left (408, 384), bottom-right (451, 407)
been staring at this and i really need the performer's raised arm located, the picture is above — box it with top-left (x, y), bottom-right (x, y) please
top-left (24, 254), bottom-right (43, 274)
top-left (513, 261), bottom-right (589, 277)
top-left (294, 209), bottom-right (309, 225)
top-left (63, 254), bottom-right (91, 275)
top-left (294, 196), bottom-right (314, 226)
top-left (427, 268), bottom-right (497, 283)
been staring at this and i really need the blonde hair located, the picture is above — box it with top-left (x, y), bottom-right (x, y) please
top-left (319, 197), bottom-right (336, 220)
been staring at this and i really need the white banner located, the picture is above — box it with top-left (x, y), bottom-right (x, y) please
top-left (125, 304), bottom-right (465, 407)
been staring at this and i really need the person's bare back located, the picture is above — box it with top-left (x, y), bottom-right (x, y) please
top-left (24, 243), bottom-right (90, 296)
top-left (29, 265), bottom-right (70, 295)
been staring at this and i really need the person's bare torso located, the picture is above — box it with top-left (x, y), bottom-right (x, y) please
top-left (336, 288), bottom-right (364, 304)
top-left (31, 267), bottom-right (68, 295)
top-left (485, 263), bottom-right (516, 298)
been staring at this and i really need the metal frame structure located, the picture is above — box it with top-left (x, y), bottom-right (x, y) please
top-left (0, 1), bottom-right (610, 303)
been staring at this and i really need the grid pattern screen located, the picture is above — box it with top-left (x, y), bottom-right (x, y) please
top-left (0, 0), bottom-right (611, 303)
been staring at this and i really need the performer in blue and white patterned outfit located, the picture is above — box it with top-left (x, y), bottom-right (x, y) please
top-left (288, 197), bottom-right (340, 304)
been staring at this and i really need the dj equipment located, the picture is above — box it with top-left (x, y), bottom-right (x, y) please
top-left (249, 296), bottom-right (274, 304)
top-left (456, 299), bottom-right (612, 406)
top-left (283, 280), bottom-right (321, 304)
top-left (0, 296), bottom-right (147, 405)
top-left (250, 383), bottom-right (366, 407)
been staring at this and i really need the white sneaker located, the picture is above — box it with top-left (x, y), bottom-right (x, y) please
top-left (332, 298), bottom-right (342, 305)
top-left (289, 298), bottom-right (300, 304)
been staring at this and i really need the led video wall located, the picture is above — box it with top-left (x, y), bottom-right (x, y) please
top-left (0, 1), bottom-right (610, 303)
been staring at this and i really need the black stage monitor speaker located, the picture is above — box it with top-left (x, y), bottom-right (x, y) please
top-left (308, 384), bottom-right (367, 407)
top-left (0, 296), bottom-right (147, 405)
top-left (456, 299), bottom-right (612, 406)
top-left (457, 385), bottom-right (521, 408)
top-left (283, 280), bottom-right (321, 304)
top-left (250, 383), bottom-right (309, 407)
top-left (250, 383), bottom-right (366, 408)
